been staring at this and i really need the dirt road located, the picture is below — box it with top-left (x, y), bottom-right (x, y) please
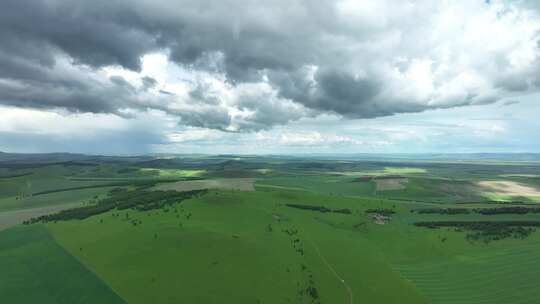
top-left (0, 203), bottom-right (81, 231)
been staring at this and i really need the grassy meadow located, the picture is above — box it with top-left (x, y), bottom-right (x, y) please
top-left (0, 225), bottom-right (125, 304)
top-left (2, 154), bottom-right (540, 303)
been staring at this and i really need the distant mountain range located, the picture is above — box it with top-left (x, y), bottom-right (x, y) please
top-left (0, 152), bottom-right (152, 165)
top-left (1, 151), bottom-right (540, 164)
top-left (285, 153), bottom-right (540, 161)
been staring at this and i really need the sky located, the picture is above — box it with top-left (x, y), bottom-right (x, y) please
top-left (1, 0), bottom-right (540, 155)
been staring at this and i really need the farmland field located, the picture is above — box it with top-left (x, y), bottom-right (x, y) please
top-left (2, 153), bottom-right (540, 303)
top-left (0, 225), bottom-right (126, 304)
top-left (155, 178), bottom-right (255, 192)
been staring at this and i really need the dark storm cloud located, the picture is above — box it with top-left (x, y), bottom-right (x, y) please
top-left (0, 0), bottom-right (539, 131)
top-left (0, 65), bottom-right (135, 114)
top-left (189, 83), bottom-right (221, 105)
top-left (303, 69), bottom-right (383, 117)
top-left (0, 0), bottom-right (170, 116)
top-left (268, 68), bottom-right (411, 118)
top-left (177, 108), bottom-right (232, 131)
top-left (234, 89), bottom-right (311, 131)
top-left (141, 76), bottom-right (158, 91)
top-left (0, 0), bottom-right (156, 70)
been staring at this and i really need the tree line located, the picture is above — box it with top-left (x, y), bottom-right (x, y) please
top-left (25, 187), bottom-right (208, 223)
top-left (285, 203), bottom-right (352, 214)
top-left (412, 206), bottom-right (540, 215)
top-left (414, 220), bottom-right (540, 242)
top-left (365, 208), bottom-right (395, 216)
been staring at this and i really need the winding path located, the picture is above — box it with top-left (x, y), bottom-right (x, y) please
top-left (307, 238), bottom-right (354, 304)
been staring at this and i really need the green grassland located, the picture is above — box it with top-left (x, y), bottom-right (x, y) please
top-left (395, 240), bottom-right (540, 304)
top-left (256, 175), bottom-right (376, 196)
top-left (155, 178), bottom-right (255, 192)
top-left (139, 168), bottom-right (206, 178)
top-left (42, 188), bottom-right (540, 304)
top-left (0, 165), bottom-right (126, 211)
top-left (0, 225), bottom-right (126, 304)
top-left (2, 155), bottom-right (540, 303)
top-left (46, 190), bottom-right (428, 304)
top-left (0, 187), bottom-right (113, 212)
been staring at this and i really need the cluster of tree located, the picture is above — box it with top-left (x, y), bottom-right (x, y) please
top-left (25, 188), bottom-right (207, 223)
top-left (282, 226), bottom-right (304, 256)
top-left (25, 204), bottom-right (116, 223)
top-left (413, 208), bottom-right (471, 215)
top-left (373, 175), bottom-right (405, 180)
top-left (353, 176), bottom-right (373, 182)
top-left (475, 207), bottom-right (540, 215)
top-left (31, 183), bottom-right (125, 196)
top-left (365, 208), bottom-right (395, 216)
top-left (333, 208), bottom-right (352, 214)
top-left (116, 167), bottom-right (139, 174)
top-left (412, 206), bottom-right (540, 215)
top-left (281, 225), bottom-right (320, 304)
top-left (303, 286), bottom-right (319, 302)
top-left (296, 262), bottom-right (320, 304)
top-left (414, 220), bottom-right (540, 229)
top-left (0, 172), bottom-right (33, 179)
top-left (414, 220), bottom-right (540, 242)
top-left (285, 203), bottom-right (351, 214)
top-left (457, 200), bottom-right (537, 205)
top-left (30, 179), bottom-right (166, 196)
top-left (466, 226), bottom-right (534, 243)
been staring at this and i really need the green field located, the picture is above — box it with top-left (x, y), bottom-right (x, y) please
top-left (256, 175), bottom-right (375, 196)
top-left (139, 168), bottom-right (206, 177)
top-left (46, 190), bottom-right (428, 304)
top-left (395, 240), bottom-right (540, 304)
top-left (2, 155), bottom-right (540, 303)
top-left (0, 225), bottom-right (126, 304)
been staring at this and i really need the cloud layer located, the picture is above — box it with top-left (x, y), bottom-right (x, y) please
top-left (1, 0), bottom-right (540, 133)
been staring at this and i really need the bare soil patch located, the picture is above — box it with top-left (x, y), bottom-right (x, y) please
top-left (0, 202), bottom-right (81, 231)
top-left (272, 213), bottom-right (282, 221)
top-left (375, 178), bottom-right (408, 191)
top-left (155, 178), bottom-right (255, 192)
top-left (369, 213), bottom-right (391, 225)
top-left (477, 181), bottom-right (540, 197)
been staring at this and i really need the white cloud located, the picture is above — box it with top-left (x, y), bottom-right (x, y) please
top-left (278, 131), bottom-right (361, 146)
top-left (167, 128), bottom-right (224, 143)
top-left (2, 0), bottom-right (540, 154)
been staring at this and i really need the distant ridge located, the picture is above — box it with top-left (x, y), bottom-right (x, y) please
top-left (0, 152), bottom-right (539, 164)
top-left (0, 152), bottom-right (153, 166)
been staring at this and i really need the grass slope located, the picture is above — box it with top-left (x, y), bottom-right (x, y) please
top-left (47, 190), bottom-right (427, 304)
top-left (0, 225), bottom-right (126, 304)
top-left (256, 175), bottom-right (375, 196)
top-left (395, 239), bottom-right (540, 304)
top-left (0, 187), bottom-right (112, 212)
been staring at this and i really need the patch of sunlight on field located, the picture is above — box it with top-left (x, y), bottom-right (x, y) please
top-left (329, 167), bottom-right (426, 176)
top-left (383, 167), bottom-right (427, 174)
top-left (140, 168), bottom-right (206, 177)
top-left (482, 193), bottom-right (540, 203)
top-left (478, 181), bottom-right (540, 197)
top-left (154, 178), bottom-right (255, 192)
top-left (375, 178), bottom-right (409, 191)
top-left (499, 174), bottom-right (540, 178)
top-left (326, 171), bottom-right (378, 176)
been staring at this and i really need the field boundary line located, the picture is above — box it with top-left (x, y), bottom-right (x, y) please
top-left (306, 237), bottom-right (354, 304)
